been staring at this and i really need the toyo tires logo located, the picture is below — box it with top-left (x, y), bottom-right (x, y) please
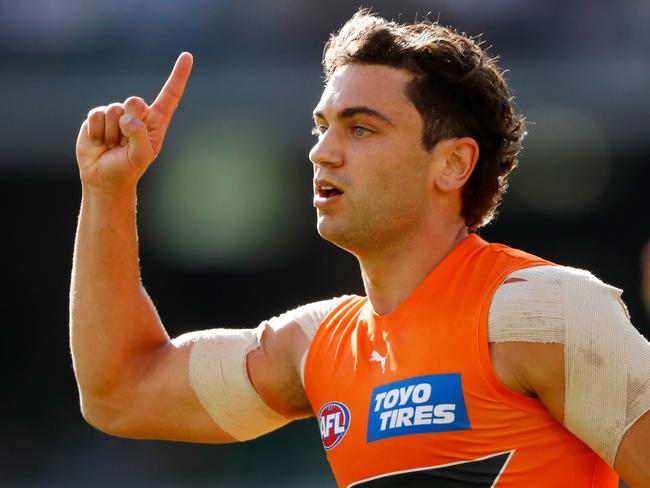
top-left (318, 401), bottom-right (351, 450)
top-left (367, 373), bottom-right (470, 442)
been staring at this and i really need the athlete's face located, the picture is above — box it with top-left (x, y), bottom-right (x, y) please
top-left (310, 64), bottom-right (435, 254)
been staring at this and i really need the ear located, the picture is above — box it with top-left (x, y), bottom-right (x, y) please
top-left (433, 137), bottom-right (479, 193)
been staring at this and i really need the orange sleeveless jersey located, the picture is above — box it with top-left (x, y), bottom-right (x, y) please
top-left (303, 235), bottom-right (618, 487)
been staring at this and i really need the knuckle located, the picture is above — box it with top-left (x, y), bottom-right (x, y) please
top-left (124, 96), bottom-right (144, 106)
top-left (106, 105), bottom-right (123, 117)
top-left (124, 97), bottom-right (148, 117)
top-left (90, 112), bottom-right (104, 122)
top-left (87, 107), bottom-right (105, 119)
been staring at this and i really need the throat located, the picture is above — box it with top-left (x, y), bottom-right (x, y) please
top-left (360, 227), bottom-right (469, 316)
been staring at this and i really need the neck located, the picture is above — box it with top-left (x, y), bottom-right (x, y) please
top-left (358, 224), bottom-right (469, 316)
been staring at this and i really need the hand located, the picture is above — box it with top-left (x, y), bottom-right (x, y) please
top-left (75, 52), bottom-right (193, 191)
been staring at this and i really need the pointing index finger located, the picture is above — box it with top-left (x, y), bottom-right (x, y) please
top-left (151, 52), bottom-right (193, 120)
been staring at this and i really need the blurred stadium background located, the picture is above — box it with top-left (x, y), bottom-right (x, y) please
top-left (1, 0), bottom-right (648, 486)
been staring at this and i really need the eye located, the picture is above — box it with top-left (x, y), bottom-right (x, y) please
top-left (352, 126), bottom-right (371, 138)
top-left (311, 125), bottom-right (327, 137)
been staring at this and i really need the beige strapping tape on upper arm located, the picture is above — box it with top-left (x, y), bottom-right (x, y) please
top-left (489, 265), bottom-right (650, 466)
top-left (180, 297), bottom-right (350, 442)
top-left (561, 270), bottom-right (627, 465)
top-left (622, 305), bottom-right (650, 434)
top-left (180, 327), bottom-right (290, 442)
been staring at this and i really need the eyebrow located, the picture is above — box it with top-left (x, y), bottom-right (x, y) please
top-left (313, 105), bottom-right (395, 126)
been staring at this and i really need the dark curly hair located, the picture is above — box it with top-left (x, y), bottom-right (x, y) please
top-left (322, 10), bottom-right (525, 229)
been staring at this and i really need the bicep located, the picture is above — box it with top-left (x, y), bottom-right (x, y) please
top-left (247, 320), bottom-right (313, 418)
top-left (97, 337), bottom-right (236, 442)
top-left (247, 295), bottom-right (351, 417)
top-left (104, 299), bottom-right (327, 443)
top-left (166, 325), bottom-right (306, 442)
top-left (103, 323), bottom-right (306, 444)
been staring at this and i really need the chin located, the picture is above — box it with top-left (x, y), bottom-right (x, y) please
top-left (316, 216), bottom-right (364, 254)
top-left (317, 216), bottom-right (344, 243)
top-left (316, 216), bottom-right (337, 241)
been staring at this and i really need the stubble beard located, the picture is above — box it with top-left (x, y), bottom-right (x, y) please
top-left (316, 209), bottom-right (371, 256)
top-left (316, 205), bottom-right (419, 258)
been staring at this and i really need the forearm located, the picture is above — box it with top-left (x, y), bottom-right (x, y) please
top-left (70, 185), bottom-right (169, 413)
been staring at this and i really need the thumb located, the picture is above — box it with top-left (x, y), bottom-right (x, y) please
top-left (119, 114), bottom-right (155, 167)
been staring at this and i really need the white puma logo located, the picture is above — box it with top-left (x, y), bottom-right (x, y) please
top-left (370, 350), bottom-right (388, 374)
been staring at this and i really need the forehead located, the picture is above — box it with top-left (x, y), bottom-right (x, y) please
top-left (315, 64), bottom-right (417, 119)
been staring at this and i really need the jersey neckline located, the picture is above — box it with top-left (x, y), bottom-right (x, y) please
top-left (361, 234), bottom-right (486, 328)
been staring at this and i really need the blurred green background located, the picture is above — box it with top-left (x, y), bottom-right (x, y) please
top-left (1, 0), bottom-right (648, 486)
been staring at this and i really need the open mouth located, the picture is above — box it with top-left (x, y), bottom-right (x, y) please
top-left (318, 186), bottom-right (343, 198)
top-left (314, 181), bottom-right (344, 208)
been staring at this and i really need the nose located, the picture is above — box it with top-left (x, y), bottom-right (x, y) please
top-left (309, 130), bottom-right (343, 168)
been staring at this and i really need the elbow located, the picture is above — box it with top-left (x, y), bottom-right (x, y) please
top-left (78, 390), bottom-right (137, 438)
top-left (79, 398), bottom-right (112, 434)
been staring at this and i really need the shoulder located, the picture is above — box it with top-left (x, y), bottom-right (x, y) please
top-left (488, 264), bottom-right (628, 343)
top-left (489, 264), bottom-right (650, 467)
top-left (499, 264), bottom-right (622, 293)
top-left (268, 295), bottom-right (357, 341)
top-left (495, 263), bottom-right (619, 289)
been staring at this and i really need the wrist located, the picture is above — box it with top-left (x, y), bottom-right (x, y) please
top-left (81, 183), bottom-right (137, 201)
top-left (80, 184), bottom-right (138, 215)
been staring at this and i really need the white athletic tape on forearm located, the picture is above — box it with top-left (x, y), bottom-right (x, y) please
top-left (489, 265), bottom-right (650, 466)
top-left (186, 327), bottom-right (290, 441)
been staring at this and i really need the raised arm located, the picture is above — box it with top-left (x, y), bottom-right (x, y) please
top-left (69, 54), bottom-right (309, 442)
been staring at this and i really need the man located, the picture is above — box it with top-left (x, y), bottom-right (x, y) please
top-left (70, 11), bottom-right (650, 487)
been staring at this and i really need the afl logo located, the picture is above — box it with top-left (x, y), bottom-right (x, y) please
top-left (318, 401), bottom-right (351, 450)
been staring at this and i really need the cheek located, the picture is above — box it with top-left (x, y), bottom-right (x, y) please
top-left (367, 153), bottom-right (430, 199)
top-left (347, 139), bottom-right (431, 208)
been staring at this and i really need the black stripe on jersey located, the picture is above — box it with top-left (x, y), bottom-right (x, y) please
top-left (348, 450), bottom-right (514, 487)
